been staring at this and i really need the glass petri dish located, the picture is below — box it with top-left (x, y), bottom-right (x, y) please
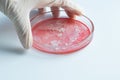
top-left (31, 10), bottom-right (94, 54)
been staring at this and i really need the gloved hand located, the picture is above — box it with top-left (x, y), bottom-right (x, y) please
top-left (0, 0), bottom-right (82, 49)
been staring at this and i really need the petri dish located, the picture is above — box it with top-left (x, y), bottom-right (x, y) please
top-left (31, 10), bottom-right (94, 54)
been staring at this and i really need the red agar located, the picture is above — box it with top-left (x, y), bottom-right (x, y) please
top-left (32, 18), bottom-right (90, 54)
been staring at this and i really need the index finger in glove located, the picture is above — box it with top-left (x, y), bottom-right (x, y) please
top-left (50, 0), bottom-right (82, 18)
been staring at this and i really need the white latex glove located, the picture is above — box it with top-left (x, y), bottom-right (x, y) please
top-left (0, 0), bottom-right (82, 49)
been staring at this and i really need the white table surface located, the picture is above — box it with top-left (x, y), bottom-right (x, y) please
top-left (0, 0), bottom-right (120, 80)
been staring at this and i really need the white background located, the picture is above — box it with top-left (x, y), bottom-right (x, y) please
top-left (0, 0), bottom-right (120, 80)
